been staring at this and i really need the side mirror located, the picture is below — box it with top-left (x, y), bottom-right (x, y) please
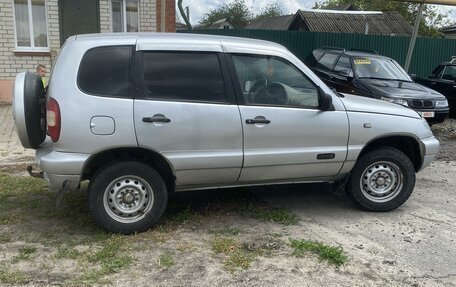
top-left (409, 74), bottom-right (417, 81)
top-left (317, 87), bottom-right (334, 111)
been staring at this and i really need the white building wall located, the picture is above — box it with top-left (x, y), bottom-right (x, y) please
top-left (140, 0), bottom-right (157, 32)
top-left (0, 0), bottom-right (60, 80)
top-left (0, 0), bottom-right (160, 103)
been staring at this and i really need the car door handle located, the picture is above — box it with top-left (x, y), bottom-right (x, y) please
top-left (246, 118), bottom-right (271, 124)
top-left (430, 82), bottom-right (436, 85)
top-left (142, 116), bottom-right (171, 123)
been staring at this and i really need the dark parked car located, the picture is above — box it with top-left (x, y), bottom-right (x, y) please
top-left (305, 47), bottom-right (449, 123)
top-left (415, 57), bottom-right (456, 117)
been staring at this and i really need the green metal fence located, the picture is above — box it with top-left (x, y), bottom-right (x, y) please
top-left (179, 29), bottom-right (456, 78)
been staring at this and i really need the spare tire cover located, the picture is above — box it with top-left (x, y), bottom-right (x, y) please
top-left (13, 71), bottom-right (46, 149)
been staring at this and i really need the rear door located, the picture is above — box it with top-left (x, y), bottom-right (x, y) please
top-left (228, 54), bottom-right (349, 183)
top-left (134, 50), bottom-right (243, 188)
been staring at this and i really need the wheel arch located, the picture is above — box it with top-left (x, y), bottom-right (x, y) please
top-left (81, 147), bottom-right (176, 192)
top-left (358, 135), bottom-right (422, 172)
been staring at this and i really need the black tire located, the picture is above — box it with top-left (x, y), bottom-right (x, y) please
top-left (24, 72), bottom-right (46, 148)
top-left (88, 161), bottom-right (168, 234)
top-left (346, 146), bottom-right (415, 211)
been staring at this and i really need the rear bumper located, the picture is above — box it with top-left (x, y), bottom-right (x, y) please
top-left (418, 136), bottom-right (440, 171)
top-left (36, 139), bottom-right (90, 191)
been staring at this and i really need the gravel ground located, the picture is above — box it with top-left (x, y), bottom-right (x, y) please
top-left (431, 118), bottom-right (456, 161)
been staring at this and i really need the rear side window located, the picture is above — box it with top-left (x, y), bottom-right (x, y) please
top-left (142, 52), bottom-right (227, 103)
top-left (78, 46), bottom-right (133, 97)
top-left (305, 50), bottom-right (325, 67)
top-left (317, 53), bottom-right (339, 71)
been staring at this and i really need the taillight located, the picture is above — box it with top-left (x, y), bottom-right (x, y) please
top-left (46, 97), bottom-right (61, 142)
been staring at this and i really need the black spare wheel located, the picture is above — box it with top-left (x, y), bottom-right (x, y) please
top-left (13, 71), bottom-right (47, 149)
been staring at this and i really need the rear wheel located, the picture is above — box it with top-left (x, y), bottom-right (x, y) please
top-left (88, 161), bottom-right (168, 234)
top-left (346, 147), bottom-right (415, 211)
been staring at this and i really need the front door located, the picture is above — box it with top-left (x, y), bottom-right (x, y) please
top-left (229, 54), bottom-right (349, 183)
top-left (59, 0), bottom-right (100, 45)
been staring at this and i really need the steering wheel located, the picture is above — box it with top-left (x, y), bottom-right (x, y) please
top-left (248, 77), bottom-right (268, 104)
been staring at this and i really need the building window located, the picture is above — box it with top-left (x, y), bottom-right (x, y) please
top-left (13, 0), bottom-right (48, 50)
top-left (112, 0), bottom-right (139, 32)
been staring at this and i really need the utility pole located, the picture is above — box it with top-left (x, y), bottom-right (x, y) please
top-left (404, 2), bottom-right (424, 72)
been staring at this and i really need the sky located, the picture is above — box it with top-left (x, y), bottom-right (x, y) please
top-left (175, 0), bottom-right (456, 26)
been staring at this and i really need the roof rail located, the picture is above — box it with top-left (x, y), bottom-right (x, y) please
top-left (349, 48), bottom-right (379, 55)
top-left (451, 56), bottom-right (456, 64)
top-left (321, 46), bottom-right (345, 52)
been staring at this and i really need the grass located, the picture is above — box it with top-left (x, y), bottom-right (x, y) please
top-left (158, 253), bottom-right (175, 269)
top-left (0, 173), bottom-right (305, 282)
top-left (290, 239), bottom-right (348, 266)
top-left (210, 227), bottom-right (241, 236)
top-left (64, 235), bottom-right (134, 284)
top-left (211, 236), bottom-right (253, 272)
top-left (0, 269), bottom-right (28, 285)
top-left (13, 246), bottom-right (37, 261)
top-left (55, 245), bottom-right (81, 260)
top-left (0, 173), bottom-right (92, 228)
top-left (0, 233), bottom-right (11, 243)
top-left (249, 206), bottom-right (299, 225)
top-left (211, 234), bottom-right (285, 271)
top-left (176, 242), bottom-right (194, 252)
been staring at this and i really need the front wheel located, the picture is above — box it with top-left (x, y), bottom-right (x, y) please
top-left (88, 161), bottom-right (168, 234)
top-left (346, 147), bottom-right (416, 211)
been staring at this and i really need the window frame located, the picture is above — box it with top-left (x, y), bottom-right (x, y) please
top-left (332, 55), bottom-right (353, 77)
top-left (12, 0), bottom-right (50, 52)
top-left (136, 51), bottom-right (236, 105)
top-left (226, 53), bottom-right (320, 110)
top-left (316, 53), bottom-right (339, 72)
top-left (77, 45), bottom-right (135, 99)
top-left (440, 65), bottom-right (456, 81)
top-left (111, 0), bottom-right (140, 33)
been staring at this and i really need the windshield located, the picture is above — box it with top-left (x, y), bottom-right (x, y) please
top-left (353, 57), bottom-right (411, 81)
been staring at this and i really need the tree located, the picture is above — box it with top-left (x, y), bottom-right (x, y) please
top-left (254, 2), bottom-right (284, 21)
top-left (199, 0), bottom-right (253, 28)
top-left (199, 0), bottom-right (286, 28)
top-left (313, 0), bottom-right (451, 37)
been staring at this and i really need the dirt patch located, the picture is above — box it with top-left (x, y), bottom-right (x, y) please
top-left (432, 118), bottom-right (456, 161)
top-left (1, 160), bottom-right (456, 286)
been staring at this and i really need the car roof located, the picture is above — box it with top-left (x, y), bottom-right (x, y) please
top-left (439, 61), bottom-right (456, 66)
top-left (317, 48), bottom-right (389, 59)
top-left (73, 32), bottom-right (286, 52)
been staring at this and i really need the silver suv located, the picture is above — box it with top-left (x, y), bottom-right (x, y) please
top-left (13, 33), bottom-right (439, 234)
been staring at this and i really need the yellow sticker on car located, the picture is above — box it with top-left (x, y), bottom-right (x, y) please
top-left (354, 59), bottom-right (371, 65)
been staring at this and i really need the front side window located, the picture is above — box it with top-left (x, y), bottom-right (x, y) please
top-left (13, 0), bottom-right (48, 49)
top-left (78, 46), bottom-right (132, 97)
top-left (333, 56), bottom-right (353, 77)
top-left (317, 53), bottom-right (338, 71)
top-left (112, 0), bottom-right (139, 32)
top-left (142, 52), bottom-right (227, 103)
top-left (231, 54), bottom-right (318, 108)
top-left (441, 65), bottom-right (456, 81)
